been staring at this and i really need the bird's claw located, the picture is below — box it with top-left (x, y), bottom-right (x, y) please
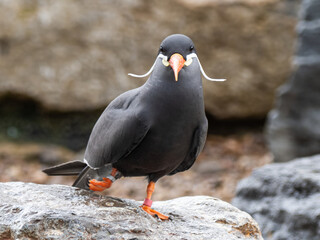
top-left (140, 205), bottom-right (169, 221)
top-left (89, 178), bottom-right (112, 192)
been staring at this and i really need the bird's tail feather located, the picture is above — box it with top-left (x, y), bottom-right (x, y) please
top-left (42, 160), bottom-right (87, 176)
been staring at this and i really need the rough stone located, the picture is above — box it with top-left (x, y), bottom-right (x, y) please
top-left (0, 182), bottom-right (263, 240)
top-left (265, 0), bottom-right (320, 162)
top-left (233, 154), bottom-right (320, 240)
top-left (0, 0), bottom-right (300, 118)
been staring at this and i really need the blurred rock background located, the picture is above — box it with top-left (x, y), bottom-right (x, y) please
top-left (0, 0), bottom-right (299, 119)
top-left (247, 1), bottom-right (320, 238)
top-left (4, 0), bottom-right (320, 239)
top-left (0, 0), bottom-right (300, 148)
top-left (3, 0), bottom-right (320, 231)
top-left (265, 0), bottom-right (320, 162)
top-left (0, 0), bottom-right (302, 198)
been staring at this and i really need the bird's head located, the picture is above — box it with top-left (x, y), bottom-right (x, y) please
top-left (158, 34), bottom-right (196, 81)
top-left (128, 34), bottom-right (225, 82)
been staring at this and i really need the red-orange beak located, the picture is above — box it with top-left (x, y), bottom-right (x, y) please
top-left (169, 53), bottom-right (186, 81)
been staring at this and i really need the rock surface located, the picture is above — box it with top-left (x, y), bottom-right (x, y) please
top-left (265, 0), bottom-right (320, 162)
top-left (0, 182), bottom-right (263, 240)
top-left (0, 0), bottom-right (300, 118)
top-left (233, 154), bottom-right (320, 240)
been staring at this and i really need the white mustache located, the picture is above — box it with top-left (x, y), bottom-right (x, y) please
top-left (128, 53), bottom-right (226, 82)
top-left (128, 54), bottom-right (167, 78)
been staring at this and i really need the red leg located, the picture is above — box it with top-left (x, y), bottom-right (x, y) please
top-left (140, 181), bottom-right (169, 220)
top-left (89, 168), bottom-right (117, 192)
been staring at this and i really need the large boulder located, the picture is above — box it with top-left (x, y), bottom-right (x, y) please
top-left (265, 0), bottom-right (320, 162)
top-left (0, 182), bottom-right (263, 239)
top-left (0, 0), bottom-right (300, 118)
top-left (233, 154), bottom-right (320, 240)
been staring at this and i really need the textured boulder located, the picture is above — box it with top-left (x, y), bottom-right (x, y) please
top-left (0, 182), bottom-right (263, 240)
top-left (233, 154), bottom-right (320, 240)
top-left (0, 0), bottom-right (300, 118)
top-left (265, 0), bottom-right (320, 162)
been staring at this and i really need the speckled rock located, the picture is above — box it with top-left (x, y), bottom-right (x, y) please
top-left (0, 182), bottom-right (263, 240)
top-left (0, 0), bottom-right (300, 118)
top-left (233, 154), bottom-right (320, 240)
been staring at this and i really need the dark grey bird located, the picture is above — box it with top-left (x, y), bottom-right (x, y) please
top-left (43, 34), bottom-right (225, 220)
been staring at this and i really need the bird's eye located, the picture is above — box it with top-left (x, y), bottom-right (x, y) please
top-left (190, 45), bottom-right (194, 51)
top-left (160, 46), bottom-right (164, 52)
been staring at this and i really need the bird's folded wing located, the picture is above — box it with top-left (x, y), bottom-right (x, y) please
top-left (84, 92), bottom-right (149, 169)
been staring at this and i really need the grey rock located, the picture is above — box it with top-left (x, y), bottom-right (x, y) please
top-left (0, 0), bottom-right (300, 119)
top-left (0, 182), bottom-right (263, 240)
top-left (233, 154), bottom-right (320, 240)
top-left (266, 0), bottom-right (320, 162)
top-left (297, 23), bottom-right (320, 57)
top-left (301, 0), bottom-right (320, 21)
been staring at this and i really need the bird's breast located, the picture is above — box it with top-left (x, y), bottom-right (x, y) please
top-left (119, 86), bottom-right (205, 173)
top-left (116, 68), bottom-right (206, 176)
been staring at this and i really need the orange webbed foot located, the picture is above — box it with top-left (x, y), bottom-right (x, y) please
top-left (89, 178), bottom-right (112, 192)
top-left (140, 205), bottom-right (169, 220)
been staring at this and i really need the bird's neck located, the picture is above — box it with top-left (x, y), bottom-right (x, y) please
top-left (139, 62), bottom-right (205, 120)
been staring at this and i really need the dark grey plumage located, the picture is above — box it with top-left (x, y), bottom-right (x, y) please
top-left (44, 34), bottom-right (208, 189)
